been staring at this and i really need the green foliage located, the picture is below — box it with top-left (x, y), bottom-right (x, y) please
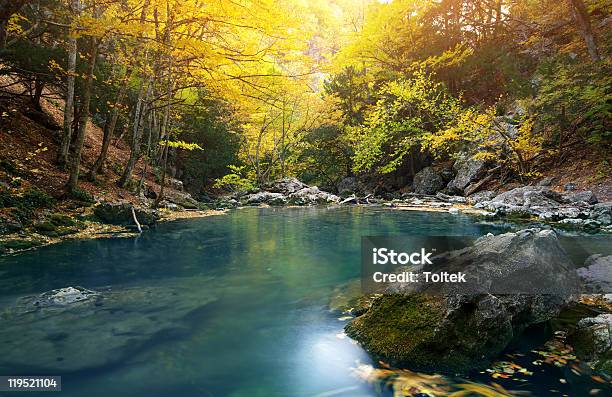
top-left (350, 72), bottom-right (465, 174)
top-left (160, 140), bottom-right (204, 151)
top-left (69, 188), bottom-right (94, 204)
top-left (177, 94), bottom-right (243, 192)
top-left (20, 188), bottom-right (55, 209)
top-left (214, 165), bottom-right (256, 192)
top-left (296, 124), bottom-right (353, 186)
top-left (531, 59), bottom-right (611, 148)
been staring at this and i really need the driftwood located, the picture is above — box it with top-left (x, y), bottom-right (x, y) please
top-left (130, 206), bottom-right (142, 233)
top-left (464, 166), bottom-right (501, 196)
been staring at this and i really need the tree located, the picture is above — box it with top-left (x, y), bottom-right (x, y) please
top-left (568, 0), bottom-right (601, 62)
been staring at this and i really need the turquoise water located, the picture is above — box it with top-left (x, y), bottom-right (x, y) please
top-left (0, 207), bottom-right (609, 396)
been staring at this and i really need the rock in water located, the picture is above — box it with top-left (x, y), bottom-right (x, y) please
top-left (33, 287), bottom-right (99, 307)
top-left (0, 280), bottom-right (216, 374)
top-left (570, 314), bottom-right (612, 376)
top-left (578, 255), bottom-right (612, 293)
top-left (412, 167), bottom-right (445, 195)
top-left (345, 229), bottom-right (577, 372)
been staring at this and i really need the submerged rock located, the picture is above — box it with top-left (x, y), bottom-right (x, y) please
top-left (345, 229), bottom-right (577, 372)
top-left (0, 280), bottom-right (216, 374)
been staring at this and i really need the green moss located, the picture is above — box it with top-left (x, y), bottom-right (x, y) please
top-left (48, 213), bottom-right (76, 227)
top-left (21, 189), bottom-right (55, 209)
top-left (0, 238), bottom-right (43, 252)
top-left (345, 294), bottom-right (445, 367)
top-left (34, 221), bottom-right (56, 233)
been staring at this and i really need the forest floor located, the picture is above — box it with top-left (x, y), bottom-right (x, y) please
top-left (0, 75), bottom-right (182, 205)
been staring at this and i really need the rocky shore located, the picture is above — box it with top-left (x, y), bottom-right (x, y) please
top-left (340, 228), bottom-right (611, 375)
top-left (2, 174), bottom-right (610, 255)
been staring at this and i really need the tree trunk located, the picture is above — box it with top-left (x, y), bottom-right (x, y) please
top-left (119, 78), bottom-right (152, 187)
top-left (89, 79), bottom-right (128, 181)
top-left (67, 34), bottom-right (98, 193)
top-left (31, 78), bottom-right (44, 111)
top-left (57, 0), bottom-right (80, 167)
top-left (568, 0), bottom-right (601, 62)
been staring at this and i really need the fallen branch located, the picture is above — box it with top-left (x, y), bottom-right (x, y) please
top-left (130, 206), bottom-right (142, 233)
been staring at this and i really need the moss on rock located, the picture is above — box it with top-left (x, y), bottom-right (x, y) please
top-left (345, 294), bottom-right (446, 368)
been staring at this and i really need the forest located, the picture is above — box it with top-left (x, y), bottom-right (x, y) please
top-left (0, 0), bottom-right (609, 204)
top-left (0, 2), bottom-right (611, 396)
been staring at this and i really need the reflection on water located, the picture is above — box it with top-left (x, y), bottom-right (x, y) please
top-left (0, 207), bottom-right (609, 396)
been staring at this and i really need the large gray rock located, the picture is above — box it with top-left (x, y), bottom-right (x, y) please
top-left (288, 186), bottom-right (339, 205)
top-left (490, 186), bottom-right (563, 207)
top-left (563, 191), bottom-right (598, 205)
top-left (412, 167), bottom-right (445, 195)
top-left (578, 255), bottom-right (612, 293)
top-left (468, 190), bottom-right (496, 204)
top-left (266, 177), bottom-right (306, 195)
top-left (476, 186), bottom-right (599, 223)
top-left (590, 202), bottom-right (612, 226)
top-left (446, 156), bottom-right (487, 195)
top-left (345, 229), bottom-right (577, 372)
top-left (0, 280), bottom-right (217, 373)
top-left (242, 191), bottom-right (287, 206)
top-left (165, 191), bottom-right (199, 209)
top-left (94, 202), bottom-right (159, 226)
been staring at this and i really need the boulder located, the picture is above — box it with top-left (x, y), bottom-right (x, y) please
top-left (468, 190), bottom-right (496, 204)
top-left (569, 314), bottom-right (612, 376)
top-left (266, 177), bottom-right (306, 195)
top-left (412, 167), bottom-right (445, 195)
top-left (564, 182), bottom-right (577, 191)
top-left (345, 229), bottom-right (577, 372)
top-left (446, 156), bottom-right (487, 195)
top-left (435, 192), bottom-right (467, 204)
top-left (476, 186), bottom-right (594, 220)
top-left (165, 191), bottom-right (199, 209)
top-left (589, 202), bottom-right (612, 226)
top-left (94, 202), bottom-right (159, 226)
top-left (165, 177), bottom-right (184, 192)
top-left (563, 191), bottom-right (598, 205)
top-left (288, 186), bottom-right (339, 205)
top-left (337, 176), bottom-right (359, 196)
top-left (242, 192), bottom-right (287, 206)
top-left (578, 255), bottom-right (612, 294)
top-left (0, 280), bottom-right (217, 373)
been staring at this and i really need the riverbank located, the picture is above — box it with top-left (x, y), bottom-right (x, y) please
top-left (0, 207), bottom-right (227, 255)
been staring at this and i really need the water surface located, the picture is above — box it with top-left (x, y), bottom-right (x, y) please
top-left (0, 207), bottom-right (608, 396)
